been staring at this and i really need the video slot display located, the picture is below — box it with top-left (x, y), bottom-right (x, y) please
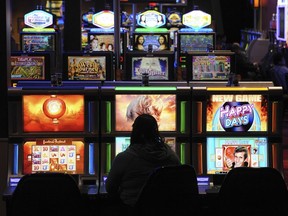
top-left (125, 51), bottom-right (175, 81)
top-left (20, 33), bottom-right (56, 52)
top-left (206, 94), bottom-right (268, 132)
top-left (23, 138), bottom-right (85, 174)
top-left (23, 95), bottom-right (85, 132)
top-left (133, 33), bottom-right (170, 52)
top-left (206, 137), bottom-right (268, 174)
top-left (115, 94), bottom-right (176, 132)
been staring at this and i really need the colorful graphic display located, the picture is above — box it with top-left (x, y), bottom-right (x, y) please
top-left (23, 138), bottom-right (84, 174)
top-left (23, 95), bottom-right (85, 132)
top-left (67, 56), bottom-right (106, 80)
top-left (207, 94), bottom-right (268, 132)
top-left (133, 34), bottom-right (169, 51)
top-left (88, 34), bottom-right (123, 53)
top-left (131, 57), bottom-right (169, 80)
top-left (206, 137), bottom-right (268, 174)
top-left (192, 55), bottom-right (230, 80)
top-left (179, 34), bottom-right (214, 52)
top-left (11, 56), bottom-right (45, 80)
top-left (115, 94), bottom-right (176, 131)
top-left (21, 34), bottom-right (55, 51)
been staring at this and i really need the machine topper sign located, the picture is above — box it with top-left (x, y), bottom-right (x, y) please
top-left (24, 10), bottom-right (53, 29)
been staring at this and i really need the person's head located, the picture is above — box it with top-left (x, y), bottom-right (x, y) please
top-left (158, 35), bottom-right (166, 45)
top-left (100, 42), bottom-right (106, 50)
top-left (137, 35), bottom-right (144, 44)
top-left (231, 42), bottom-right (241, 53)
top-left (130, 114), bottom-right (162, 146)
top-left (107, 43), bottom-right (114, 51)
top-left (91, 37), bottom-right (98, 49)
top-left (273, 52), bottom-right (286, 66)
top-left (233, 146), bottom-right (248, 168)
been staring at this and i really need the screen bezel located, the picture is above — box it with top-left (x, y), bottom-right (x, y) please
top-left (124, 51), bottom-right (175, 81)
top-left (186, 51), bottom-right (236, 81)
top-left (62, 51), bottom-right (114, 81)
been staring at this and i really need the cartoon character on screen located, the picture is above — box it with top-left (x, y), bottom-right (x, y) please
top-left (126, 95), bottom-right (163, 123)
top-left (226, 146), bottom-right (249, 169)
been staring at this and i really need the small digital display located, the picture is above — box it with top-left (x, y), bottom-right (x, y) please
top-left (133, 34), bottom-right (170, 51)
top-left (192, 55), bottom-right (231, 80)
top-left (21, 34), bottom-right (55, 51)
top-left (131, 56), bottom-right (169, 80)
top-left (67, 56), bottom-right (107, 80)
top-left (23, 138), bottom-right (84, 174)
top-left (206, 137), bottom-right (268, 174)
top-left (207, 94), bottom-right (268, 132)
top-left (11, 56), bottom-right (46, 80)
top-left (88, 34), bottom-right (115, 52)
top-left (179, 34), bottom-right (214, 52)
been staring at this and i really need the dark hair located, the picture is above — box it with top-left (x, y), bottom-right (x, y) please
top-left (273, 52), bottom-right (284, 65)
top-left (136, 35), bottom-right (144, 44)
top-left (130, 114), bottom-right (163, 146)
top-left (158, 35), bottom-right (167, 43)
top-left (234, 146), bottom-right (248, 160)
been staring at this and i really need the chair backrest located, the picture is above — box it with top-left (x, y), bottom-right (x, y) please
top-left (135, 165), bottom-right (200, 216)
top-left (11, 173), bottom-right (84, 216)
top-left (217, 167), bottom-right (288, 216)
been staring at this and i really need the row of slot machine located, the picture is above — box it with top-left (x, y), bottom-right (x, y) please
top-left (10, 7), bottom-right (234, 87)
top-left (6, 5), bottom-right (284, 188)
top-left (6, 82), bottom-right (284, 187)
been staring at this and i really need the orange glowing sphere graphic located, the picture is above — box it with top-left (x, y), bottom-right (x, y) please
top-left (42, 95), bottom-right (66, 124)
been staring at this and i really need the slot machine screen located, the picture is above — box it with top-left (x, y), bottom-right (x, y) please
top-left (115, 94), bottom-right (176, 132)
top-left (88, 33), bottom-right (125, 54)
top-left (23, 138), bottom-right (85, 174)
top-left (115, 137), bottom-right (131, 156)
top-left (125, 51), bottom-right (175, 80)
top-left (11, 52), bottom-right (51, 81)
top-left (20, 33), bottom-right (56, 52)
top-left (23, 95), bottom-right (85, 132)
top-left (133, 33), bottom-right (170, 51)
top-left (178, 33), bottom-right (215, 52)
top-left (186, 51), bottom-right (235, 81)
top-left (115, 136), bottom-right (176, 156)
top-left (206, 137), bottom-right (268, 174)
top-left (62, 52), bottom-right (113, 81)
top-left (206, 94), bottom-right (268, 132)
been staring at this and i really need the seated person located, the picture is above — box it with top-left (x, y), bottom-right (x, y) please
top-left (105, 114), bottom-right (180, 208)
top-left (231, 42), bottom-right (259, 80)
top-left (271, 52), bottom-right (288, 93)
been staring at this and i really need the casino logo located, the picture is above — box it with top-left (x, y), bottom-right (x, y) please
top-left (219, 102), bottom-right (254, 132)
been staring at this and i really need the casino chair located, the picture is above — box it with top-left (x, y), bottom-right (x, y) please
top-left (10, 173), bottom-right (86, 216)
top-left (133, 164), bottom-right (201, 216)
top-left (215, 167), bottom-right (288, 216)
